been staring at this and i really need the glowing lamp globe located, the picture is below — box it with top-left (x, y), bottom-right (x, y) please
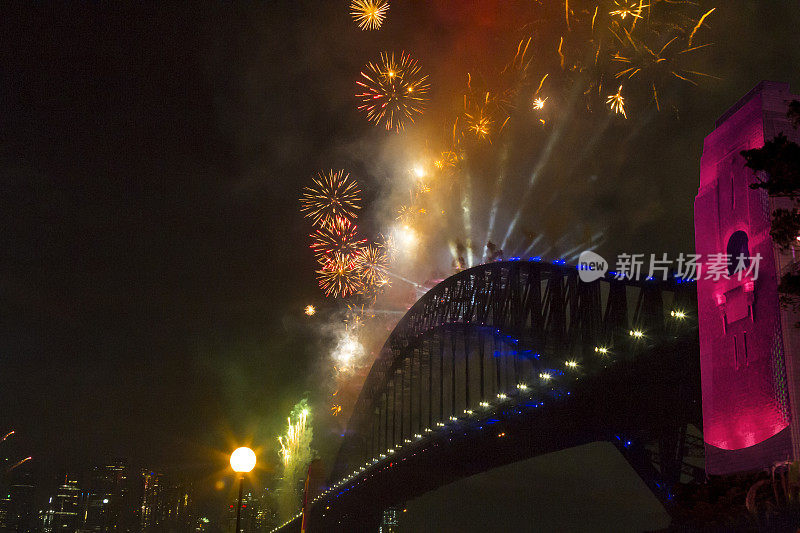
top-left (230, 447), bottom-right (256, 473)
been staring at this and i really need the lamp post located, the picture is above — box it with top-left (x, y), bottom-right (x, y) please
top-left (230, 447), bottom-right (256, 533)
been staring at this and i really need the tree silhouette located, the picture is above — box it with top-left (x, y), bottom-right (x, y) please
top-left (741, 101), bottom-right (800, 320)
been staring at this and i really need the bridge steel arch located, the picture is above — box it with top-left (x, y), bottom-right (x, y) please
top-left (282, 261), bottom-right (701, 532)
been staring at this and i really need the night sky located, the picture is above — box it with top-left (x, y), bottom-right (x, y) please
top-left (1, 0), bottom-right (798, 518)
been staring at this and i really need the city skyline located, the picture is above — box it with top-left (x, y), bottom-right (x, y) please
top-left (0, 449), bottom-right (273, 532)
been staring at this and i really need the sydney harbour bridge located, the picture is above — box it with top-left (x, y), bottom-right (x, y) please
top-left (275, 259), bottom-right (703, 531)
top-left (269, 81), bottom-right (800, 533)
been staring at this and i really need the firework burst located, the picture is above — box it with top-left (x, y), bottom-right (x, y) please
top-left (606, 85), bottom-right (627, 118)
top-left (437, 150), bottom-right (459, 170)
top-left (354, 244), bottom-right (390, 290)
top-left (378, 232), bottom-right (398, 262)
top-left (332, 328), bottom-right (365, 371)
top-left (276, 401), bottom-right (314, 519)
top-left (316, 254), bottom-right (364, 298)
top-left (345, 311), bottom-right (365, 332)
top-left (605, 4), bottom-right (717, 109)
top-left (610, 1), bottom-right (648, 21)
top-left (612, 30), bottom-right (706, 85)
top-left (460, 87), bottom-right (510, 143)
top-left (310, 216), bottom-right (366, 260)
top-left (356, 51), bottom-right (430, 132)
top-left (465, 112), bottom-right (492, 139)
top-left (300, 170), bottom-right (362, 227)
top-left (350, 0), bottom-right (389, 31)
top-left (396, 204), bottom-right (415, 224)
top-left (345, 303), bottom-right (373, 329)
top-left (278, 406), bottom-right (309, 467)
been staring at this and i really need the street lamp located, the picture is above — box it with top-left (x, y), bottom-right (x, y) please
top-left (230, 447), bottom-right (256, 533)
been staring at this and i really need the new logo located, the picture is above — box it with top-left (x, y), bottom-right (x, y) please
top-left (578, 251), bottom-right (608, 282)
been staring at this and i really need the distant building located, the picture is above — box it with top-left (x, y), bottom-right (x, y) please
top-left (140, 471), bottom-right (193, 533)
top-left (0, 480), bottom-right (36, 533)
top-left (42, 475), bottom-right (82, 532)
top-left (139, 471), bottom-right (162, 532)
top-left (225, 491), bottom-right (258, 533)
top-left (0, 491), bottom-right (10, 529)
top-left (254, 489), bottom-right (278, 532)
top-left (157, 480), bottom-right (193, 532)
top-left (82, 461), bottom-right (137, 532)
top-left (379, 508), bottom-right (399, 533)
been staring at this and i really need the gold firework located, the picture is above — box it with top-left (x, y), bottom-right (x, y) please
top-left (356, 51), bottom-right (430, 132)
top-left (609, 18), bottom-right (716, 110)
top-left (606, 85), bottom-right (627, 118)
top-left (466, 112), bottom-right (492, 139)
top-left (610, 1), bottom-right (648, 20)
top-left (378, 232), bottom-right (398, 262)
top-left (396, 204), bottom-right (415, 224)
top-left (350, 0), bottom-right (389, 31)
top-left (346, 302), bottom-right (376, 327)
top-left (345, 305), bottom-right (366, 331)
top-left (461, 88), bottom-right (509, 142)
top-left (300, 170), bottom-right (361, 227)
top-left (532, 97), bottom-right (547, 110)
top-left (437, 150), bottom-right (459, 169)
top-left (688, 8), bottom-right (716, 47)
top-left (354, 244), bottom-right (390, 290)
top-left (316, 255), bottom-right (363, 298)
top-left (304, 305), bottom-right (316, 316)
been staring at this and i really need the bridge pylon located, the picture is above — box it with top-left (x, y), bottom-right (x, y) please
top-left (695, 81), bottom-right (800, 474)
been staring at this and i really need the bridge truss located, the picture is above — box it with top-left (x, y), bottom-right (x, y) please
top-left (278, 260), bottom-right (701, 532)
